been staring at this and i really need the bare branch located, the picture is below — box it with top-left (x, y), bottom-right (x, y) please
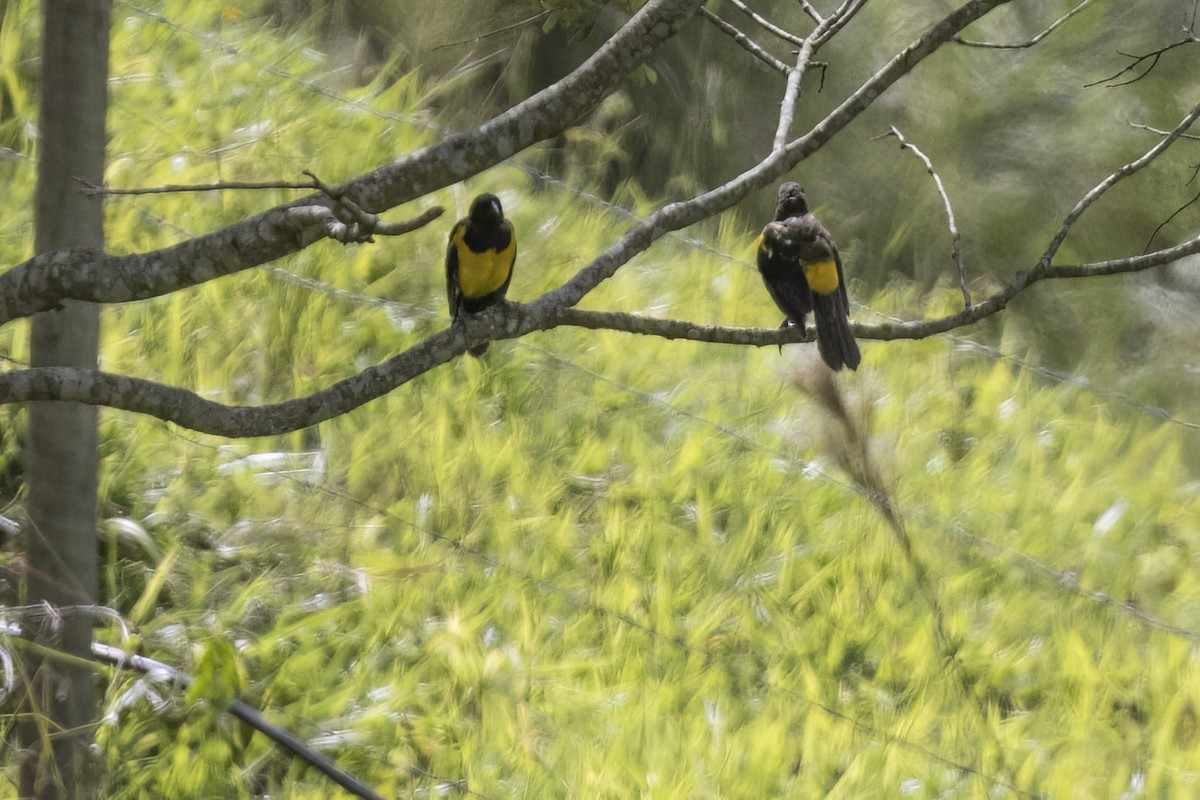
top-left (430, 9), bottom-right (552, 51)
top-left (799, 0), bottom-right (824, 25)
top-left (1085, 33), bottom-right (1200, 88)
top-left (302, 171), bottom-right (446, 241)
top-left (722, 0), bottom-right (805, 46)
top-left (1128, 120), bottom-right (1200, 141)
top-left (700, 7), bottom-right (791, 74)
top-left (881, 126), bottom-right (968, 307)
top-left (953, 0), bottom-right (1095, 49)
top-left (726, 0), bottom-right (806, 44)
top-left (9, 231), bottom-right (1195, 437)
top-left (1144, 191), bottom-right (1200, 252)
top-left (773, 0), bottom-right (862, 149)
top-left (78, 178), bottom-right (318, 196)
top-left (1036, 100), bottom-right (1200, 273)
top-left (813, 0), bottom-right (869, 48)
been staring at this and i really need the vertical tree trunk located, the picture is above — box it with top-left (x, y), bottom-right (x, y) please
top-left (19, 0), bottom-right (110, 797)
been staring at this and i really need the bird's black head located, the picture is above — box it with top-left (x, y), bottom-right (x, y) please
top-left (774, 181), bottom-right (809, 220)
top-left (469, 193), bottom-right (504, 226)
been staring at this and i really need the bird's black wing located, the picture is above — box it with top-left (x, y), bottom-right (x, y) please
top-left (445, 219), bottom-right (466, 320)
top-left (756, 223), bottom-right (814, 325)
top-left (828, 236), bottom-right (850, 315)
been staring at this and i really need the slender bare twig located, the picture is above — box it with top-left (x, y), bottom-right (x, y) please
top-left (302, 170), bottom-right (446, 241)
top-left (953, 0), bottom-right (1095, 48)
top-left (773, 0), bottom-right (870, 149)
top-left (700, 7), bottom-right (791, 74)
top-left (1085, 34), bottom-right (1200, 88)
top-left (881, 126), bottom-right (968, 307)
top-left (78, 178), bottom-right (318, 196)
top-left (1128, 121), bottom-right (1200, 141)
top-left (82, 172), bottom-right (445, 244)
top-left (798, 0), bottom-right (824, 25)
top-left (812, 0), bottom-right (868, 47)
top-left (1143, 191), bottom-right (1200, 253)
top-left (0, 620), bottom-right (385, 800)
top-left (430, 10), bottom-right (552, 51)
top-left (1036, 100), bottom-right (1200, 273)
top-left (723, 0), bottom-right (805, 46)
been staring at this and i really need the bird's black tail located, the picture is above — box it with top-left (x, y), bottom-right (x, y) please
top-left (813, 293), bottom-right (861, 371)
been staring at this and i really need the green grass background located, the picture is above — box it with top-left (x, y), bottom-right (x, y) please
top-left (2, 1), bottom-right (1200, 797)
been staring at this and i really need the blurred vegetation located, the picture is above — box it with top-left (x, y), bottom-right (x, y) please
top-left (2, 0), bottom-right (1200, 797)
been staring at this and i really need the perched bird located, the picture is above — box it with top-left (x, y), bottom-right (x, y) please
top-left (756, 182), bottom-right (861, 371)
top-left (445, 193), bottom-right (517, 357)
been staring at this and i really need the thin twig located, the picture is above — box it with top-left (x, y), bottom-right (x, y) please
top-left (723, 0), bottom-right (804, 45)
top-left (798, 0), bottom-right (824, 24)
top-left (1143, 190), bottom-right (1200, 253)
top-left (813, 0), bottom-right (868, 47)
top-left (773, 0), bottom-right (866, 149)
top-left (78, 178), bottom-right (318, 196)
top-left (881, 126), bottom-right (968, 307)
top-left (1085, 34), bottom-right (1200, 88)
top-left (430, 10), bottom-right (551, 51)
top-left (700, 7), bottom-right (790, 73)
top-left (953, 0), bottom-right (1095, 48)
top-left (1128, 120), bottom-right (1200, 141)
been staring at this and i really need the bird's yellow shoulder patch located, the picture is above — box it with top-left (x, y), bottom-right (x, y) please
top-left (803, 259), bottom-right (840, 295)
top-left (754, 233), bottom-right (769, 257)
top-left (453, 226), bottom-right (515, 299)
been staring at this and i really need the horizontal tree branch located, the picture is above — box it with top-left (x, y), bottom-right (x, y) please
top-left (0, 0), bottom-right (704, 325)
top-left (4, 234), bottom-right (1195, 437)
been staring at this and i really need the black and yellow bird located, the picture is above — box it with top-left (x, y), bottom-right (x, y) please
top-left (445, 193), bottom-right (517, 357)
top-left (756, 182), bottom-right (861, 371)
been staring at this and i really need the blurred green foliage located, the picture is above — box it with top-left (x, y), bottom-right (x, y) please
top-left (2, 0), bottom-right (1200, 797)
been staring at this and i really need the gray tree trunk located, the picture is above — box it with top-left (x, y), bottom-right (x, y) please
top-left (19, 0), bottom-right (110, 796)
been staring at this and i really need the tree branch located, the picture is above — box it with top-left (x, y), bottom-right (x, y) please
top-left (722, 0), bottom-right (804, 46)
top-left (771, 0), bottom-right (860, 150)
top-left (881, 126), bottom-right (968, 307)
top-left (1085, 33), bottom-right (1200, 88)
top-left (953, 0), bottom-right (1095, 49)
top-left (700, 7), bottom-right (790, 74)
top-left (7, 232), bottom-right (1195, 437)
top-left (0, 0), bottom-right (705, 325)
